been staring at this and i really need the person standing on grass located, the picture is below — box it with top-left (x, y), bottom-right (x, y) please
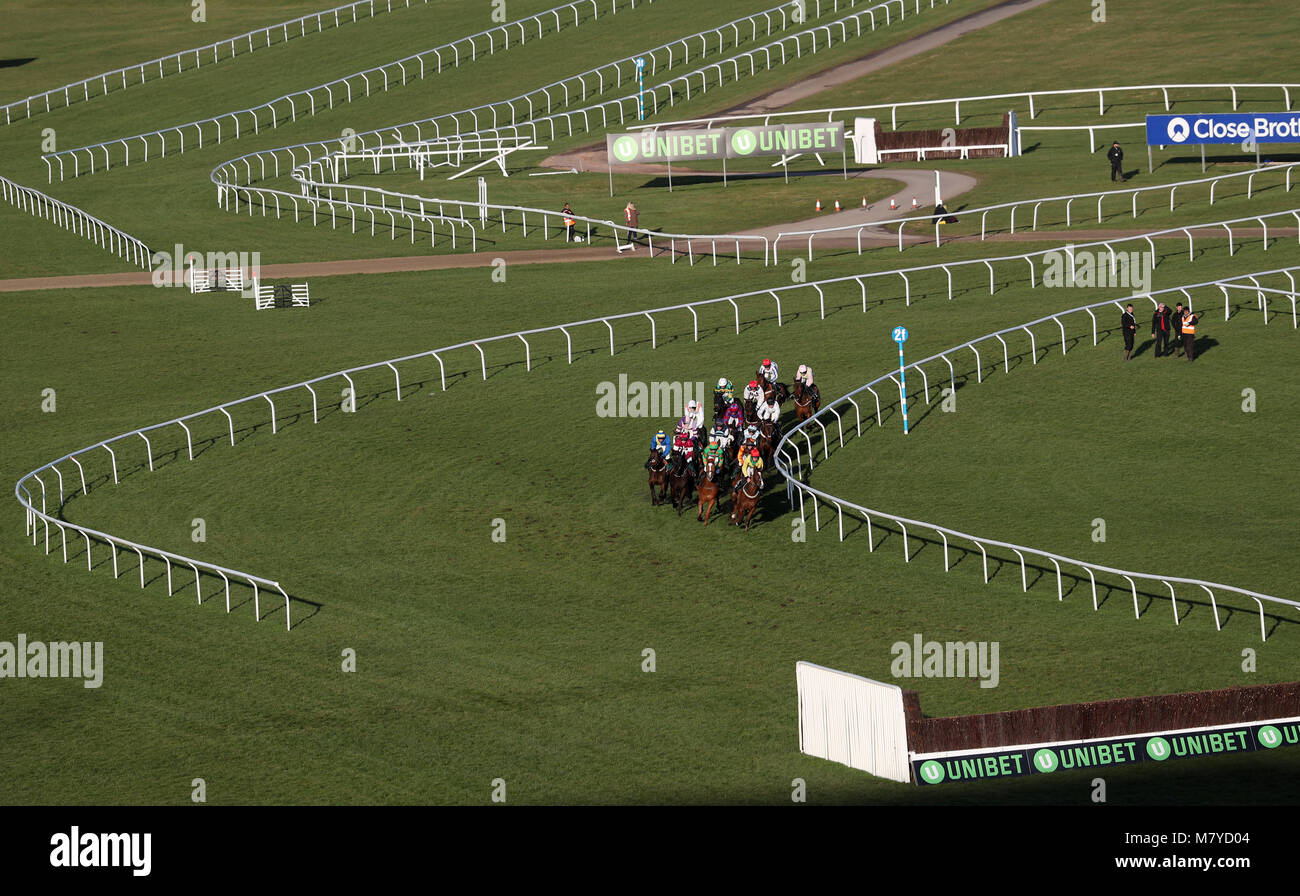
top-left (624, 201), bottom-right (641, 248)
top-left (1108, 141), bottom-right (1125, 182)
top-left (1171, 302), bottom-right (1186, 356)
top-left (1121, 303), bottom-right (1137, 361)
top-left (1151, 301), bottom-right (1172, 358)
top-left (1181, 307), bottom-right (1199, 361)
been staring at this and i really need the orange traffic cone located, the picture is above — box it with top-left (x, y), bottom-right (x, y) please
top-left (911, 196), bottom-right (919, 209)
top-left (861, 196), bottom-right (868, 208)
top-left (889, 197), bottom-right (897, 210)
top-left (834, 200), bottom-right (841, 212)
top-left (815, 199), bottom-right (822, 212)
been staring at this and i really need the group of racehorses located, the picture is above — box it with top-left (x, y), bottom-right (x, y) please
top-left (645, 366), bottom-right (821, 529)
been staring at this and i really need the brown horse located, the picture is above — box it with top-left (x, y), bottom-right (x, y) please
top-left (761, 379), bottom-right (789, 404)
top-left (696, 458), bottom-right (722, 525)
top-left (730, 469), bottom-right (762, 530)
top-left (792, 380), bottom-right (820, 423)
top-left (757, 421), bottom-right (778, 467)
top-left (646, 450), bottom-right (669, 505)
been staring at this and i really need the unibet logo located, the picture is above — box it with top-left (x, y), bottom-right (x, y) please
top-left (919, 761), bottom-right (944, 784)
top-left (612, 136), bottom-right (639, 162)
top-left (1258, 726), bottom-right (1282, 749)
top-left (1146, 736), bottom-right (1171, 761)
top-left (1166, 117), bottom-right (1191, 143)
top-left (1033, 748), bottom-right (1059, 773)
top-left (731, 128), bottom-right (757, 156)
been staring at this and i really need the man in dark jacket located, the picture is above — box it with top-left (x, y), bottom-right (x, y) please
top-left (1108, 141), bottom-right (1124, 182)
top-left (1151, 302), bottom-right (1172, 357)
top-left (1171, 302), bottom-right (1186, 356)
top-left (1121, 303), bottom-right (1137, 361)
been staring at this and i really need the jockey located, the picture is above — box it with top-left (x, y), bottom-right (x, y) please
top-left (672, 429), bottom-right (697, 465)
top-left (713, 377), bottom-right (735, 406)
top-left (742, 379), bottom-right (764, 404)
top-left (722, 400), bottom-right (745, 430)
top-left (736, 424), bottom-right (761, 464)
top-left (649, 429), bottom-right (671, 461)
top-left (678, 399), bottom-right (704, 437)
top-left (757, 393), bottom-right (781, 426)
top-left (701, 435), bottom-right (724, 474)
top-left (734, 447), bottom-right (764, 493)
top-left (794, 364), bottom-right (814, 387)
top-left (757, 358), bottom-right (779, 384)
top-left (709, 421), bottom-right (734, 455)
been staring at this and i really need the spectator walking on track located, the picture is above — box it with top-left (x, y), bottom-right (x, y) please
top-left (562, 202), bottom-right (579, 242)
top-left (1108, 141), bottom-right (1125, 182)
top-left (624, 201), bottom-right (641, 249)
top-left (1121, 303), bottom-right (1137, 361)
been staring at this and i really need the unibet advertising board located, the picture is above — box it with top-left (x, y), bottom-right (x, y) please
top-left (606, 122), bottom-right (845, 164)
top-left (912, 716), bottom-right (1300, 785)
top-left (1146, 112), bottom-right (1300, 146)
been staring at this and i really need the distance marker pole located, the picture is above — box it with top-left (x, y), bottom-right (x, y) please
top-left (892, 326), bottom-right (910, 435)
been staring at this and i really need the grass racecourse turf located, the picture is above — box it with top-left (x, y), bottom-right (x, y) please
top-left (0, 0), bottom-right (1297, 805)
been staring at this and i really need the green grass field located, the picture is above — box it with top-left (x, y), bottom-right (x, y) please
top-left (1, 0), bottom-right (1297, 808)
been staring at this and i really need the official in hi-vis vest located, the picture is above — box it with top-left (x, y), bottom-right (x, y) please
top-left (1181, 308), bottom-right (1198, 361)
top-left (562, 202), bottom-right (577, 242)
top-left (1121, 304), bottom-right (1137, 361)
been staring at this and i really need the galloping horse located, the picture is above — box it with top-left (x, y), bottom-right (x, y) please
top-left (792, 380), bottom-right (820, 423)
top-left (761, 378), bottom-right (789, 405)
top-left (757, 422), bottom-right (778, 467)
top-left (668, 450), bottom-right (695, 516)
top-left (696, 458), bottom-right (722, 525)
top-left (646, 450), bottom-right (669, 505)
top-left (730, 469), bottom-right (762, 530)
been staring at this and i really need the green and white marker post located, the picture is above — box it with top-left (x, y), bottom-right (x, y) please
top-left (892, 325), bottom-right (910, 435)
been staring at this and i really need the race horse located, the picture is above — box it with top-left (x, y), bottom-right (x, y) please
top-left (792, 380), bottom-right (820, 423)
top-left (761, 378), bottom-right (789, 405)
top-left (730, 468), bottom-right (763, 530)
top-left (646, 450), bottom-right (669, 505)
top-left (668, 450), bottom-right (696, 516)
top-left (696, 457), bottom-right (722, 525)
top-left (757, 421), bottom-right (779, 467)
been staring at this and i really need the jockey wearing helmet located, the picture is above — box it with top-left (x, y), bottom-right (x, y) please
top-left (672, 428), bottom-right (698, 466)
top-left (757, 358), bottom-right (779, 384)
top-left (650, 429), bottom-right (671, 460)
top-left (678, 399), bottom-right (704, 438)
top-left (722, 400), bottom-right (745, 429)
top-left (757, 393), bottom-right (781, 425)
top-left (742, 379), bottom-right (764, 404)
top-left (709, 421), bottom-right (734, 455)
top-left (795, 364), bottom-right (814, 387)
top-left (700, 434), bottom-right (724, 475)
top-left (734, 447), bottom-right (764, 493)
top-left (713, 377), bottom-right (735, 406)
top-left (737, 423), bottom-right (761, 463)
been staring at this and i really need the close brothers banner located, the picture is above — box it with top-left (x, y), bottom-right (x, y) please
top-left (1146, 112), bottom-right (1300, 146)
top-left (912, 716), bottom-right (1300, 785)
top-left (606, 122), bottom-right (845, 164)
